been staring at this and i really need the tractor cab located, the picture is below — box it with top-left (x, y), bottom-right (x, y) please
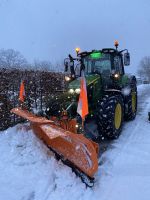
top-left (64, 43), bottom-right (130, 86)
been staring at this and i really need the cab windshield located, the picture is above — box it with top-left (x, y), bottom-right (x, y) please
top-left (83, 53), bottom-right (111, 75)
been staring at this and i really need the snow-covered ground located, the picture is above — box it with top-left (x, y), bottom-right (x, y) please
top-left (0, 84), bottom-right (150, 200)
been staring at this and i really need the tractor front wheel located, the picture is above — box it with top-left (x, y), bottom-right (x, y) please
top-left (97, 95), bottom-right (124, 140)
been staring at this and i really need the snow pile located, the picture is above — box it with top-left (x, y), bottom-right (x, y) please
top-left (137, 84), bottom-right (150, 93)
top-left (0, 84), bottom-right (150, 200)
top-left (0, 126), bottom-right (88, 200)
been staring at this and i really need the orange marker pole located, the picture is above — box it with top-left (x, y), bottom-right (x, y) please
top-left (19, 80), bottom-right (25, 107)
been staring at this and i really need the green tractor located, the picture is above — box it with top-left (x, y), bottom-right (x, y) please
top-left (45, 42), bottom-right (137, 140)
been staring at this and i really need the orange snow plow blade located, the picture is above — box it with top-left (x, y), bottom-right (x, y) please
top-left (11, 108), bottom-right (99, 178)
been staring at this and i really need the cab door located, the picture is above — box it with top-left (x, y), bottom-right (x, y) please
top-left (113, 55), bottom-right (124, 76)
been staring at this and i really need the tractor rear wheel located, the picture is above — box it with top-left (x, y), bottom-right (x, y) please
top-left (124, 82), bottom-right (137, 120)
top-left (97, 95), bottom-right (124, 140)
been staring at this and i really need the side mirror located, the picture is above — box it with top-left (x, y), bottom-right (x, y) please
top-left (68, 54), bottom-right (75, 77)
top-left (64, 57), bottom-right (75, 77)
top-left (64, 58), bottom-right (69, 72)
top-left (70, 61), bottom-right (75, 77)
top-left (80, 59), bottom-right (85, 71)
top-left (124, 52), bottom-right (130, 66)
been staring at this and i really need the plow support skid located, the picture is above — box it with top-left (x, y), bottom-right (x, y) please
top-left (11, 108), bottom-right (99, 178)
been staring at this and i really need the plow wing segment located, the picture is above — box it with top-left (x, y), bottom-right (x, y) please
top-left (11, 108), bottom-right (54, 124)
top-left (11, 108), bottom-right (99, 178)
top-left (32, 123), bottom-right (99, 178)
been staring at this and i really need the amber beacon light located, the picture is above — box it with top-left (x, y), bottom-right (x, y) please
top-left (75, 47), bottom-right (80, 55)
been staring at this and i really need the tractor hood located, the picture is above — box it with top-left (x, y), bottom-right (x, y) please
top-left (45, 74), bottom-right (101, 119)
top-left (68, 74), bottom-right (100, 90)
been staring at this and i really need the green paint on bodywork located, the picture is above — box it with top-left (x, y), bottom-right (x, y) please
top-left (120, 75), bottom-right (130, 86)
top-left (122, 75), bottom-right (130, 85)
top-left (68, 74), bottom-right (100, 89)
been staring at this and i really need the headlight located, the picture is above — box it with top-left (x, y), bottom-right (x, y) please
top-left (68, 89), bottom-right (75, 94)
top-left (65, 76), bottom-right (71, 81)
top-left (114, 73), bottom-right (119, 78)
top-left (75, 88), bottom-right (81, 94)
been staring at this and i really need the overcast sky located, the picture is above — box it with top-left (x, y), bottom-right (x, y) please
top-left (0, 0), bottom-right (150, 73)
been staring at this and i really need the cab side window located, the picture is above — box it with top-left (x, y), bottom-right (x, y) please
top-left (84, 59), bottom-right (92, 74)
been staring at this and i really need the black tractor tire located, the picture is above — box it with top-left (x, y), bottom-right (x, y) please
top-left (124, 81), bottom-right (137, 121)
top-left (97, 95), bottom-right (124, 140)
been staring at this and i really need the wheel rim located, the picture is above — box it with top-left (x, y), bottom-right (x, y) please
top-left (114, 103), bottom-right (122, 129)
top-left (132, 92), bottom-right (136, 113)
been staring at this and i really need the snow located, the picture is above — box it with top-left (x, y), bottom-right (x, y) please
top-left (40, 124), bottom-right (66, 139)
top-left (121, 86), bottom-right (131, 96)
top-left (0, 84), bottom-right (150, 200)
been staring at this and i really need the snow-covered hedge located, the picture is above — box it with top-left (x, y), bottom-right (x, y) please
top-left (0, 68), bottom-right (64, 131)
